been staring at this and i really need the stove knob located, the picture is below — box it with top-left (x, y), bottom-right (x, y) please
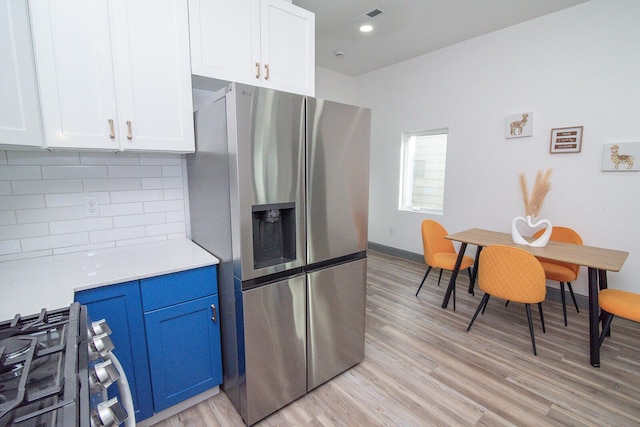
top-left (91, 319), bottom-right (112, 336)
top-left (89, 359), bottom-right (121, 394)
top-left (89, 332), bottom-right (115, 360)
top-left (91, 397), bottom-right (128, 427)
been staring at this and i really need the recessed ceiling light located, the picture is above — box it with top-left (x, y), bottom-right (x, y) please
top-left (360, 24), bottom-right (373, 33)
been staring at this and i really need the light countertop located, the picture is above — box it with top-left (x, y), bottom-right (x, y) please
top-left (0, 238), bottom-right (219, 320)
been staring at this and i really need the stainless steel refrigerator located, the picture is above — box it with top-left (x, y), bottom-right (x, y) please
top-left (187, 83), bottom-right (370, 426)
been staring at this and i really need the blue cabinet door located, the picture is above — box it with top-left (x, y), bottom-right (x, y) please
top-left (144, 294), bottom-right (223, 412)
top-left (75, 281), bottom-right (154, 421)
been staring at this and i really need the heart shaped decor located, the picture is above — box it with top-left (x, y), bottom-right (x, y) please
top-left (511, 215), bottom-right (553, 247)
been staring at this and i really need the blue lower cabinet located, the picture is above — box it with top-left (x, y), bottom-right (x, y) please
top-left (144, 294), bottom-right (223, 412)
top-left (74, 266), bottom-right (222, 422)
top-left (75, 281), bottom-right (154, 421)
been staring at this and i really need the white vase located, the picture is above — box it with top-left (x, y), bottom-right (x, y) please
top-left (511, 215), bottom-right (553, 247)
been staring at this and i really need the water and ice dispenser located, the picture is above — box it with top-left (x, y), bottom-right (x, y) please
top-left (252, 203), bottom-right (296, 269)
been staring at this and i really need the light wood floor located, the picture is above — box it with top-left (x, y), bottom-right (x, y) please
top-left (154, 250), bottom-right (640, 426)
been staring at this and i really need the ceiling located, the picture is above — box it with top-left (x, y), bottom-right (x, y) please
top-left (292, 0), bottom-right (591, 76)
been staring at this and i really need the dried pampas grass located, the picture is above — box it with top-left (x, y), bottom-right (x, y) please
top-left (519, 168), bottom-right (552, 217)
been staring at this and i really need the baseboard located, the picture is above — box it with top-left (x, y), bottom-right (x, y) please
top-left (367, 241), bottom-right (588, 310)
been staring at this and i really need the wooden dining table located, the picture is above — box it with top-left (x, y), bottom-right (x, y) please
top-left (442, 228), bottom-right (629, 367)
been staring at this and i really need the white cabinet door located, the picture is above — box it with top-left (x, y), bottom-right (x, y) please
top-left (110, 0), bottom-right (194, 152)
top-left (0, 0), bottom-right (43, 147)
top-left (189, 0), bottom-right (314, 96)
top-left (259, 0), bottom-right (314, 96)
top-left (189, 0), bottom-right (260, 87)
top-left (30, 1), bottom-right (120, 150)
top-left (30, 0), bottom-right (194, 152)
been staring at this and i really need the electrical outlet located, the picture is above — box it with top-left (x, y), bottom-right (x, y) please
top-left (84, 197), bottom-right (99, 217)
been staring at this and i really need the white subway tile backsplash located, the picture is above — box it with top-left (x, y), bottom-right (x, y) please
top-left (0, 223), bottom-right (49, 240)
top-left (21, 232), bottom-right (89, 252)
top-left (162, 166), bottom-right (182, 177)
top-left (0, 239), bottom-right (21, 255)
top-left (0, 182), bottom-right (10, 195)
top-left (116, 235), bottom-right (168, 247)
top-left (141, 177), bottom-right (183, 190)
top-left (163, 189), bottom-right (184, 200)
top-left (113, 213), bottom-right (165, 228)
top-left (8, 151), bottom-right (80, 165)
top-left (0, 150), bottom-right (188, 258)
top-left (83, 178), bottom-right (142, 192)
top-left (80, 152), bottom-right (139, 165)
top-left (90, 226), bottom-right (146, 243)
top-left (108, 165), bottom-right (162, 178)
top-left (0, 166), bottom-right (41, 180)
top-left (17, 206), bottom-right (83, 224)
top-left (12, 180), bottom-right (83, 195)
top-left (99, 202), bottom-right (144, 217)
top-left (140, 154), bottom-right (182, 166)
top-left (0, 195), bottom-right (45, 211)
top-left (49, 217), bottom-right (113, 235)
top-left (144, 200), bottom-right (184, 213)
top-left (166, 210), bottom-right (185, 223)
top-left (45, 192), bottom-right (110, 208)
top-left (0, 211), bottom-right (16, 226)
top-left (110, 190), bottom-right (163, 203)
top-left (42, 166), bottom-right (108, 180)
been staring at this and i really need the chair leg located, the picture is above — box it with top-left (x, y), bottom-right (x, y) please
top-left (560, 282), bottom-right (568, 327)
top-left (415, 266), bottom-right (432, 296)
top-left (598, 311), bottom-right (615, 349)
top-left (436, 269), bottom-right (443, 286)
top-left (467, 294), bottom-right (490, 331)
top-left (538, 302), bottom-right (545, 333)
top-left (466, 268), bottom-right (474, 296)
top-left (567, 282), bottom-right (580, 313)
top-left (453, 280), bottom-right (456, 311)
top-left (525, 304), bottom-right (537, 356)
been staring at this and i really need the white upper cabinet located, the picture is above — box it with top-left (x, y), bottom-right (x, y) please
top-left (189, 0), bottom-right (315, 96)
top-left (0, 0), bottom-right (43, 148)
top-left (29, 0), bottom-right (195, 153)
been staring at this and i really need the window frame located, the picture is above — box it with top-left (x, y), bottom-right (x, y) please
top-left (399, 128), bottom-right (448, 215)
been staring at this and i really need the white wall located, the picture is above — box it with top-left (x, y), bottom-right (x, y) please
top-left (351, 0), bottom-right (640, 295)
top-left (0, 150), bottom-right (188, 262)
top-left (315, 67), bottom-right (358, 105)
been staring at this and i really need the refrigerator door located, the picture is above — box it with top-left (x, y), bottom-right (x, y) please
top-left (307, 258), bottom-right (367, 390)
top-left (242, 274), bottom-right (307, 425)
top-left (227, 83), bottom-right (307, 282)
top-left (306, 98), bottom-right (371, 264)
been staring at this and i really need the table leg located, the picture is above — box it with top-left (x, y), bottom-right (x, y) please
top-left (588, 267), bottom-right (601, 367)
top-left (441, 242), bottom-right (467, 310)
top-left (468, 246), bottom-right (483, 295)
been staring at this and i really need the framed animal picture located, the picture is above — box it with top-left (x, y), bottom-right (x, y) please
top-left (505, 112), bottom-right (533, 138)
top-left (602, 142), bottom-right (639, 172)
top-left (550, 126), bottom-right (583, 154)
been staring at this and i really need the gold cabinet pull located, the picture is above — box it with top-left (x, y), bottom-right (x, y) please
top-left (126, 121), bottom-right (132, 140)
top-left (211, 304), bottom-right (217, 322)
top-left (108, 119), bottom-right (115, 139)
top-left (255, 62), bottom-right (260, 79)
top-left (264, 64), bottom-right (269, 80)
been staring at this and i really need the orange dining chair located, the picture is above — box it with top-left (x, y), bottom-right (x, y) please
top-left (415, 220), bottom-right (474, 308)
top-left (598, 289), bottom-right (640, 352)
top-left (466, 245), bottom-right (547, 355)
top-left (532, 226), bottom-right (582, 326)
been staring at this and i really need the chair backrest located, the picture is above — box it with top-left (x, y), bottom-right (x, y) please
top-left (478, 245), bottom-right (546, 304)
top-left (533, 226), bottom-right (582, 276)
top-left (421, 219), bottom-right (455, 266)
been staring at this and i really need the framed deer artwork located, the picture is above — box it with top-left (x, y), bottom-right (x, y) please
top-left (601, 142), bottom-right (639, 171)
top-left (505, 112), bottom-right (533, 138)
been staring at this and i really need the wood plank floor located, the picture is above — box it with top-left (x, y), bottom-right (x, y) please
top-left (154, 250), bottom-right (640, 426)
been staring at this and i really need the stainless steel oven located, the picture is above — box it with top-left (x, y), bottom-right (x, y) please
top-left (0, 303), bottom-right (133, 427)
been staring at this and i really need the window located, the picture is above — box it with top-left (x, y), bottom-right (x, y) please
top-left (399, 129), bottom-right (448, 214)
